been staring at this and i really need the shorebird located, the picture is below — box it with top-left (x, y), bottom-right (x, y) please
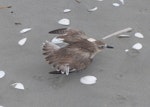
top-left (43, 31), bottom-right (113, 75)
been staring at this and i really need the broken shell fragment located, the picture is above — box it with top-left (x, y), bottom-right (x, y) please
top-left (58, 18), bottom-right (70, 25)
top-left (132, 43), bottom-right (143, 50)
top-left (63, 9), bottom-right (71, 13)
top-left (18, 38), bottom-right (27, 46)
top-left (119, 0), bottom-right (124, 5)
top-left (112, 3), bottom-right (120, 7)
top-left (118, 35), bottom-right (130, 38)
top-left (20, 28), bottom-right (32, 33)
top-left (134, 32), bottom-right (144, 38)
top-left (125, 49), bottom-right (129, 52)
top-left (11, 83), bottom-right (25, 90)
top-left (80, 76), bottom-right (97, 85)
top-left (0, 71), bottom-right (5, 78)
top-left (88, 6), bottom-right (98, 12)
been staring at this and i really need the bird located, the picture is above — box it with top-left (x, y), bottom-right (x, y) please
top-left (42, 32), bottom-right (113, 75)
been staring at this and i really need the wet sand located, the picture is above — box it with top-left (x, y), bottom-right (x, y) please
top-left (0, 0), bottom-right (150, 107)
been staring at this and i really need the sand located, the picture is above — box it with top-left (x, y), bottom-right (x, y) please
top-left (0, 0), bottom-right (150, 107)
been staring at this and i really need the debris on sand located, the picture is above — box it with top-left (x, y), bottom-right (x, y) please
top-left (20, 28), bottom-right (32, 34)
top-left (132, 43), bottom-right (143, 50)
top-left (58, 18), bottom-right (70, 25)
top-left (117, 34), bottom-right (130, 38)
top-left (11, 83), bottom-right (25, 90)
top-left (63, 9), bottom-right (71, 13)
top-left (88, 6), bottom-right (98, 12)
top-left (80, 76), bottom-right (97, 85)
top-left (75, 0), bottom-right (81, 3)
top-left (0, 5), bottom-right (12, 9)
top-left (14, 22), bottom-right (22, 25)
top-left (18, 38), bottom-right (27, 46)
top-left (134, 32), bottom-right (144, 38)
top-left (0, 71), bottom-right (5, 78)
top-left (119, 0), bottom-right (125, 5)
top-left (102, 27), bottom-right (133, 40)
top-left (112, 3), bottom-right (120, 7)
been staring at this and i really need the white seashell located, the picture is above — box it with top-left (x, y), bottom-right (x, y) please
top-left (11, 83), bottom-right (25, 90)
top-left (132, 43), bottom-right (143, 50)
top-left (112, 3), bottom-right (120, 7)
top-left (58, 18), bottom-right (70, 25)
top-left (63, 9), bottom-right (71, 13)
top-left (0, 71), bottom-right (5, 78)
top-left (119, 0), bottom-right (124, 5)
top-left (87, 38), bottom-right (96, 42)
top-left (97, 0), bottom-right (103, 1)
top-left (125, 49), bottom-right (129, 52)
top-left (80, 76), bottom-right (97, 85)
top-left (0, 105), bottom-right (4, 107)
top-left (88, 6), bottom-right (98, 12)
top-left (118, 35), bottom-right (130, 38)
top-left (20, 28), bottom-right (32, 33)
top-left (134, 32), bottom-right (144, 38)
top-left (18, 38), bottom-right (27, 46)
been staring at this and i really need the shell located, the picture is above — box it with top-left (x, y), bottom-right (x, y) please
top-left (63, 9), bottom-right (71, 13)
top-left (119, 0), bottom-right (124, 5)
top-left (134, 32), bottom-right (144, 38)
top-left (80, 76), bottom-right (97, 85)
top-left (11, 83), bottom-right (25, 90)
top-left (118, 35), bottom-right (130, 38)
top-left (112, 3), bottom-right (120, 7)
top-left (132, 43), bottom-right (143, 50)
top-left (20, 28), bottom-right (32, 33)
top-left (58, 18), bottom-right (70, 25)
top-left (0, 71), bottom-right (5, 78)
top-left (125, 49), bottom-right (129, 52)
top-left (88, 6), bottom-right (98, 12)
top-left (18, 38), bottom-right (27, 46)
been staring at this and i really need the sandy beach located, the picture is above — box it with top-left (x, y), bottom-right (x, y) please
top-left (0, 0), bottom-right (150, 107)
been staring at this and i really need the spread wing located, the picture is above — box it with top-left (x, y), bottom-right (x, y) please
top-left (49, 28), bottom-right (88, 44)
top-left (49, 28), bottom-right (86, 35)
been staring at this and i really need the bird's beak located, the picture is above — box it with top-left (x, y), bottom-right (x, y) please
top-left (106, 45), bottom-right (114, 49)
